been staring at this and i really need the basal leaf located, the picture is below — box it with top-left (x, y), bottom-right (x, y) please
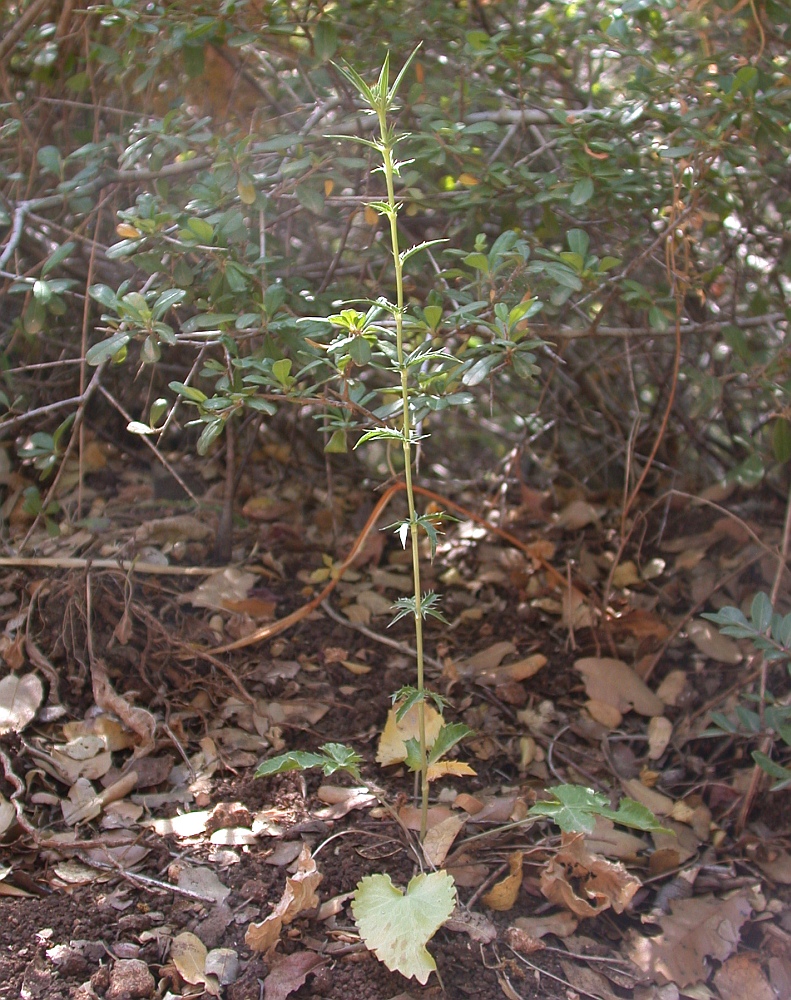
top-left (352, 871), bottom-right (456, 984)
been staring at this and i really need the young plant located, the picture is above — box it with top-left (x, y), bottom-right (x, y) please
top-left (702, 592), bottom-right (791, 790)
top-left (253, 50), bottom-right (474, 985)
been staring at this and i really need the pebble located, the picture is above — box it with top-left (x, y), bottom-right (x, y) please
top-left (106, 958), bottom-right (155, 999)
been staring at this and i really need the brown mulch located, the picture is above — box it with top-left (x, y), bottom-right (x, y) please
top-left (0, 453), bottom-right (789, 1000)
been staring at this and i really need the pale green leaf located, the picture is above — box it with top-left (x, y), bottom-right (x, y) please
top-left (352, 871), bottom-right (456, 984)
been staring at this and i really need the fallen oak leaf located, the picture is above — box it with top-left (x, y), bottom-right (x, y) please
top-left (264, 951), bottom-right (327, 1000)
top-left (575, 657), bottom-right (664, 717)
top-left (628, 890), bottom-right (754, 987)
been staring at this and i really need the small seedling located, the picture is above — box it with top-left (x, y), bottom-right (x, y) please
top-left (702, 593), bottom-right (791, 790)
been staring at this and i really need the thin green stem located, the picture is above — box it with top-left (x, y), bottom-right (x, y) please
top-left (378, 107), bottom-right (429, 842)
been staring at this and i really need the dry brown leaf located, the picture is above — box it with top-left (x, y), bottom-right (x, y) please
top-left (177, 866), bottom-right (231, 904)
top-left (263, 699), bottom-right (329, 727)
top-left (614, 608), bottom-right (670, 642)
top-left (245, 845), bottom-right (322, 952)
top-left (263, 951), bottom-right (326, 1000)
top-left (171, 931), bottom-right (219, 994)
top-left (426, 760), bottom-right (476, 782)
top-left (513, 910), bottom-right (578, 940)
top-left (178, 568), bottom-right (256, 610)
top-left (444, 906), bottom-right (498, 943)
top-left (483, 852), bottom-right (524, 911)
top-left (444, 851), bottom-right (489, 887)
top-left (465, 794), bottom-right (523, 824)
top-left (504, 926), bottom-right (545, 954)
top-left (585, 817), bottom-right (646, 862)
top-left (713, 953), bottom-right (775, 1000)
top-left (562, 586), bottom-right (595, 628)
top-left (397, 804), bottom-right (453, 831)
top-left (454, 793), bottom-right (484, 814)
top-left (0, 795), bottom-right (16, 837)
top-left (343, 603), bottom-right (370, 624)
top-left (340, 659), bottom-right (371, 675)
top-left (242, 495), bottom-right (293, 522)
top-left (560, 959), bottom-right (619, 999)
top-left (585, 699), bottom-right (623, 729)
top-left (0, 672), bottom-right (43, 735)
top-left (0, 632), bottom-right (25, 670)
top-left (541, 833), bottom-right (640, 918)
top-left (135, 514), bottom-right (212, 544)
top-left (656, 670), bottom-right (687, 707)
top-left (222, 597), bottom-right (277, 619)
top-left (314, 785), bottom-right (376, 820)
top-left (475, 653), bottom-right (547, 687)
top-left (754, 847), bottom-right (791, 884)
top-left (460, 641), bottom-right (517, 674)
top-left (63, 715), bottom-right (136, 752)
top-left (628, 890), bottom-right (753, 987)
top-left (147, 809), bottom-right (211, 838)
top-left (621, 778), bottom-right (673, 815)
top-left (422, 814), bottom-right (466, 868)
top-left (612, 560), bottom-right (641, 588)
top-left (555, 499), bottom-right (602, 530)
top-left (687, 620), bottom-right (742, 664)
top-left (575, 657), bottom-right (664, 717)
top-left (648, 717), bottom-right (673, 760)
top-left (376, 702), bottom-right (443, 766)
top-left (356, 589), bottom-right (393, 616)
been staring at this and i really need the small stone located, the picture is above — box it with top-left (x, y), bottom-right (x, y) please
top-left (90, 966), bottom-right (110, 993)
top-left (106, 959), bottom-right (155, 1000)
top-left (195, 901), bottom-right (233, 950)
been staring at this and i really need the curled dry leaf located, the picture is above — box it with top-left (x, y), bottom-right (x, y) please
top-left (575, 657), bottom-right (664, 717)
top-left (0, 672), bottom-right (43, 735)
top-left (444, 905), bottom-right (497, 944)
top-left (483, 851), bottom-right (524, 912)
top-left (426, 760), bottom-right (476, 781)
top-left (245, 844), bottom-right (322, 953)
top-left (504, 926), bottom-right (545, 954)
top-left (422, 814), bottom-right (466, 868)
top-left (0, 794), bottom-right (16, 837)
top-left (541, 833), bottom-right (640, 918)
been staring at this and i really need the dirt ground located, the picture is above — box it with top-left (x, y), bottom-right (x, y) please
top-left (0, 451), bottom-right (790, 1000)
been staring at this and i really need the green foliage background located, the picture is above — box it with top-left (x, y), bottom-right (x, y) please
top-left (1, 0), bottom-right (789, 490)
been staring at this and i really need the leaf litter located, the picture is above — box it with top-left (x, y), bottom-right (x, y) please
top-left (0, 459), bottom-right (789, 1000)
